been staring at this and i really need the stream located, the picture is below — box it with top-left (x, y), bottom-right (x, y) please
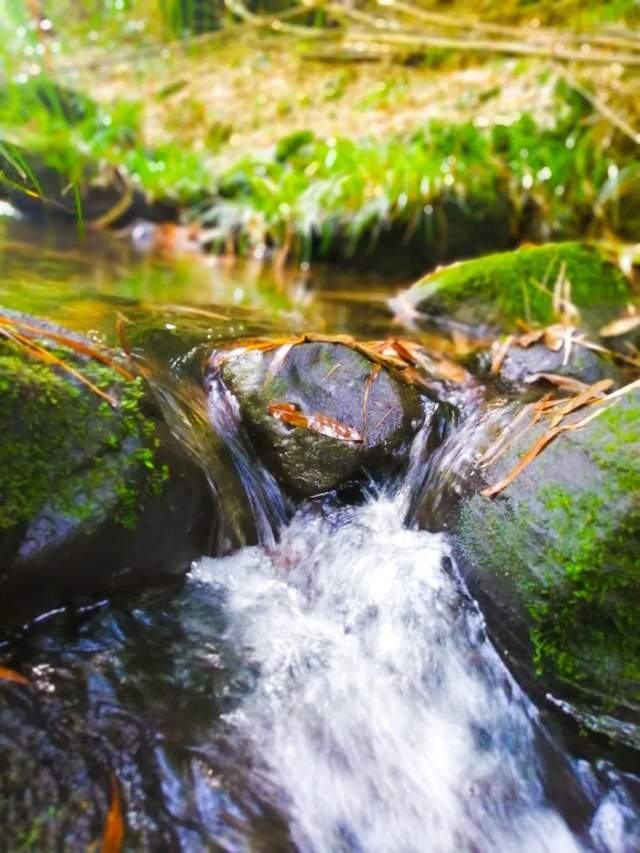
top-left (0, 214), bottom-right (639, 851)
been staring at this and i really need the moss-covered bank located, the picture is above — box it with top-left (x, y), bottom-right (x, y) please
top-left (393, 241), bottom-right (633, 332)
top-left (452, 393), bottom-right (640, 752)
top-left (0, 310), bottom-right (214, 628)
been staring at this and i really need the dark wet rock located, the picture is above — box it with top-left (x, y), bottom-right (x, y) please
top-left (0, 587), bottom-right (291, 851)
top-left (312, 194), bottom-right (516, 277)
top-left (391, 242), bottom-right (632, 335)
top-left (437, 392), bottom-right (640, 753)
top-left (497, 342), bottom-right (615, 387)
top-left (211, 341), bottom-right (444, 499)
top-left (0, 310), bottom-right (214, 628)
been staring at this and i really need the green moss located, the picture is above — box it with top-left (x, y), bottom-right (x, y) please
top-left (0, 337), bottom-right (169, 537)
top-left (530, 486), bottom-right (640, 699)
top-left (407, 241), bottom-right (630, 328)
top-left (526, 398), bottom-right (640, 702)
top-left (458, 394), bottom-right (640, 712)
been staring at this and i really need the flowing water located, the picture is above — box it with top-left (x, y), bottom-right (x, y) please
top-left (194, 498), bottom-right (581, 852)
top-left (1, 216), bottom-right (639, 850)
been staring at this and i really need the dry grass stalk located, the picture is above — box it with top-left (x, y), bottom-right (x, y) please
top-left (482, 376), bottom-right (638, 497)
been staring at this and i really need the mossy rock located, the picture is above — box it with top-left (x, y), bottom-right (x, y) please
top-left (448, 392), bottom-right (640, 752)
top-left (212, 341), bottom-right (445, 499)
top-left (0, 309), bottom-right (214, 627)
top-left (391, 242), bottom-right (632, 334)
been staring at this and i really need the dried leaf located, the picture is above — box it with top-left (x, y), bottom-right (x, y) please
top-left (0, 313), bottom-right (134, 381)
top-left (549, 378), bottom-right (614, 427)
top-left (482, 377), bottom-right (634, 497)
top-left (268, 402), bottom-right (363, 443)
top-left (451, 328), bottom-right (492, 357)
top-left (115, 312), bottom-right (133, 362)
top-left (0, 327), bottom-right (118, 407)
top-left (361, 364), bottom-right (381, 442)
top-left (543, 325), bottom-right (565, 352)
top-left (265, 343), bottom-right (295, 383)
top-left (479, 403), bottom-right (534, 467)
top-left (0, 666), bottom-right (29, 685)
top-left (101, 775), bottom-right (124, 853)
top-left (482, 427), bottom-right (563, 497)
top-left (241, 336), bottom-right (303, 353)
top-left (515, 329), bottom-right (545, 348)
top-left (599, 314), bottom-right (640, 337)
top-left (390, 339), bottom-right (419, 365)
top-left (525, 372), bottom-right (590, 394)
top-left (433, 356), bottom-right (470, 384)
top-left (491, 335), bottom-right (514, 375)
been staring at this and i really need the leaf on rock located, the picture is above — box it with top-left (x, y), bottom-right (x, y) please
top-left (268, 402), bottom-right (363, 442)
top-left (490, 335), bottom-right (514, 374)
top-left (0, 666), bottom-right (29, 685)
top-left (600, 314), bottom-right (640, 337)
top-left (0, 312), bottom-right (134, 381)
top-left (0, 326), bottom-right (118, 407)
top-left (482, 427), bottom-right (563, 497)
top-left (525, 372), bottom-right (590, 394)
top-left (101, 775), bottom-right (124, 853)
top-left (482, 378), bottom-right (619, 497)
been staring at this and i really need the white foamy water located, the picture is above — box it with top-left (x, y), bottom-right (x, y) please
top-left (192, 497), bottom-right (588, 852)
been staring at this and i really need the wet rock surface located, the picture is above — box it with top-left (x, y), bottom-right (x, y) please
top-left (0, 591), bottom-right (290, 851)
top-left (0, 231), bottom-right (639, 848)
top-left (212, 341), bottom-right (442, 499)
top-left (0, 310), bottom-right (214, 627)
top-left (391, 241), bottom-right (631, 334)
top-left (431, 392), bottom-right (640, 754)
top-left (496, 341), bottom-right (616, 386)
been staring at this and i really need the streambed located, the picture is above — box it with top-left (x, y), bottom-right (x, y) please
top-left (0, 216), bottom-right (638, 851)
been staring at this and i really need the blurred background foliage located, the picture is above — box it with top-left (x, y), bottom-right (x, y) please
top-left (0, 0), bottom-right (638, 263)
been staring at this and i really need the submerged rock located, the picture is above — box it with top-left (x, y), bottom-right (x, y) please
top-left (0, 310), bottom-right (214, 627)
top-left (211, 341), bottom-right (444, 499)
top-left (496, 341), bottom-right (616, 387)
top-left (443, 391), bottom-right (640, 753)
top-left (391, 242), bottom-right (632, 335)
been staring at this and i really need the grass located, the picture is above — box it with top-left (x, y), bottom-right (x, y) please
top-left (0, 1), bottom-right (639, 263)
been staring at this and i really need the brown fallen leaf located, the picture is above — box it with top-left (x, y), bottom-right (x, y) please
top-left (226, 334), bottom-right (466, 391)
top-left (599, 314), bottom-right (640, 337)
top-left (268, 402), bottom-right (363, 443)
top-left (525, 372), bottom-right (590, 394)
top-left (361, 364), bottom-right (381, 443)
top-left (101, 775), bottom-right (124, 853)
top-left (491, 335), bottom-right (514, 375)
top-left (482, 377), bottom-right (632, 497)
top-left (0, 313), bottom-right (134, 381)
top-left (543, 325), bottom-right (565, 352)
top-left (548, 378), bottom-right (613, 428)
top-left (482, 426), bottom-right (563, 497)
top-left (515, 329), bottom-right (545, 348)
top-left (0, 327), bottom-right (118, 407)
top-left (0, 666), bottom-right (29, 685)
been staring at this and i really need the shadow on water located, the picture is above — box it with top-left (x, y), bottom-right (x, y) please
top-left (0, 216), bottom-right (639, 850)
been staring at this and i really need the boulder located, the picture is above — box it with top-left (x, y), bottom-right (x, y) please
top-left (391, 242), bottom-right (632, 335)
top-left (496, 342), bottom-right (616, 387)
top-left (0, 310), bottom-right (214, 627)
top-left (211, 341), bottom-right (444, 499)
top-left (440, 391), bottom-right (640, 752)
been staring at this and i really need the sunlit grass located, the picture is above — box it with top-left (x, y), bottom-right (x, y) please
top-left (0, 0), bottom-right (638, 262)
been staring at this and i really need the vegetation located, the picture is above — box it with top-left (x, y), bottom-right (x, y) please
top-left (399, 241), bottom-right (632, 328)
top-left (0, 329), bottom-right (168, 536)
top-left (0, 1), bottom-right (639, 262)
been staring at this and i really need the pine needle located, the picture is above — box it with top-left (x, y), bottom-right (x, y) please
top-left (0, 327), bottom-right (118, 407)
